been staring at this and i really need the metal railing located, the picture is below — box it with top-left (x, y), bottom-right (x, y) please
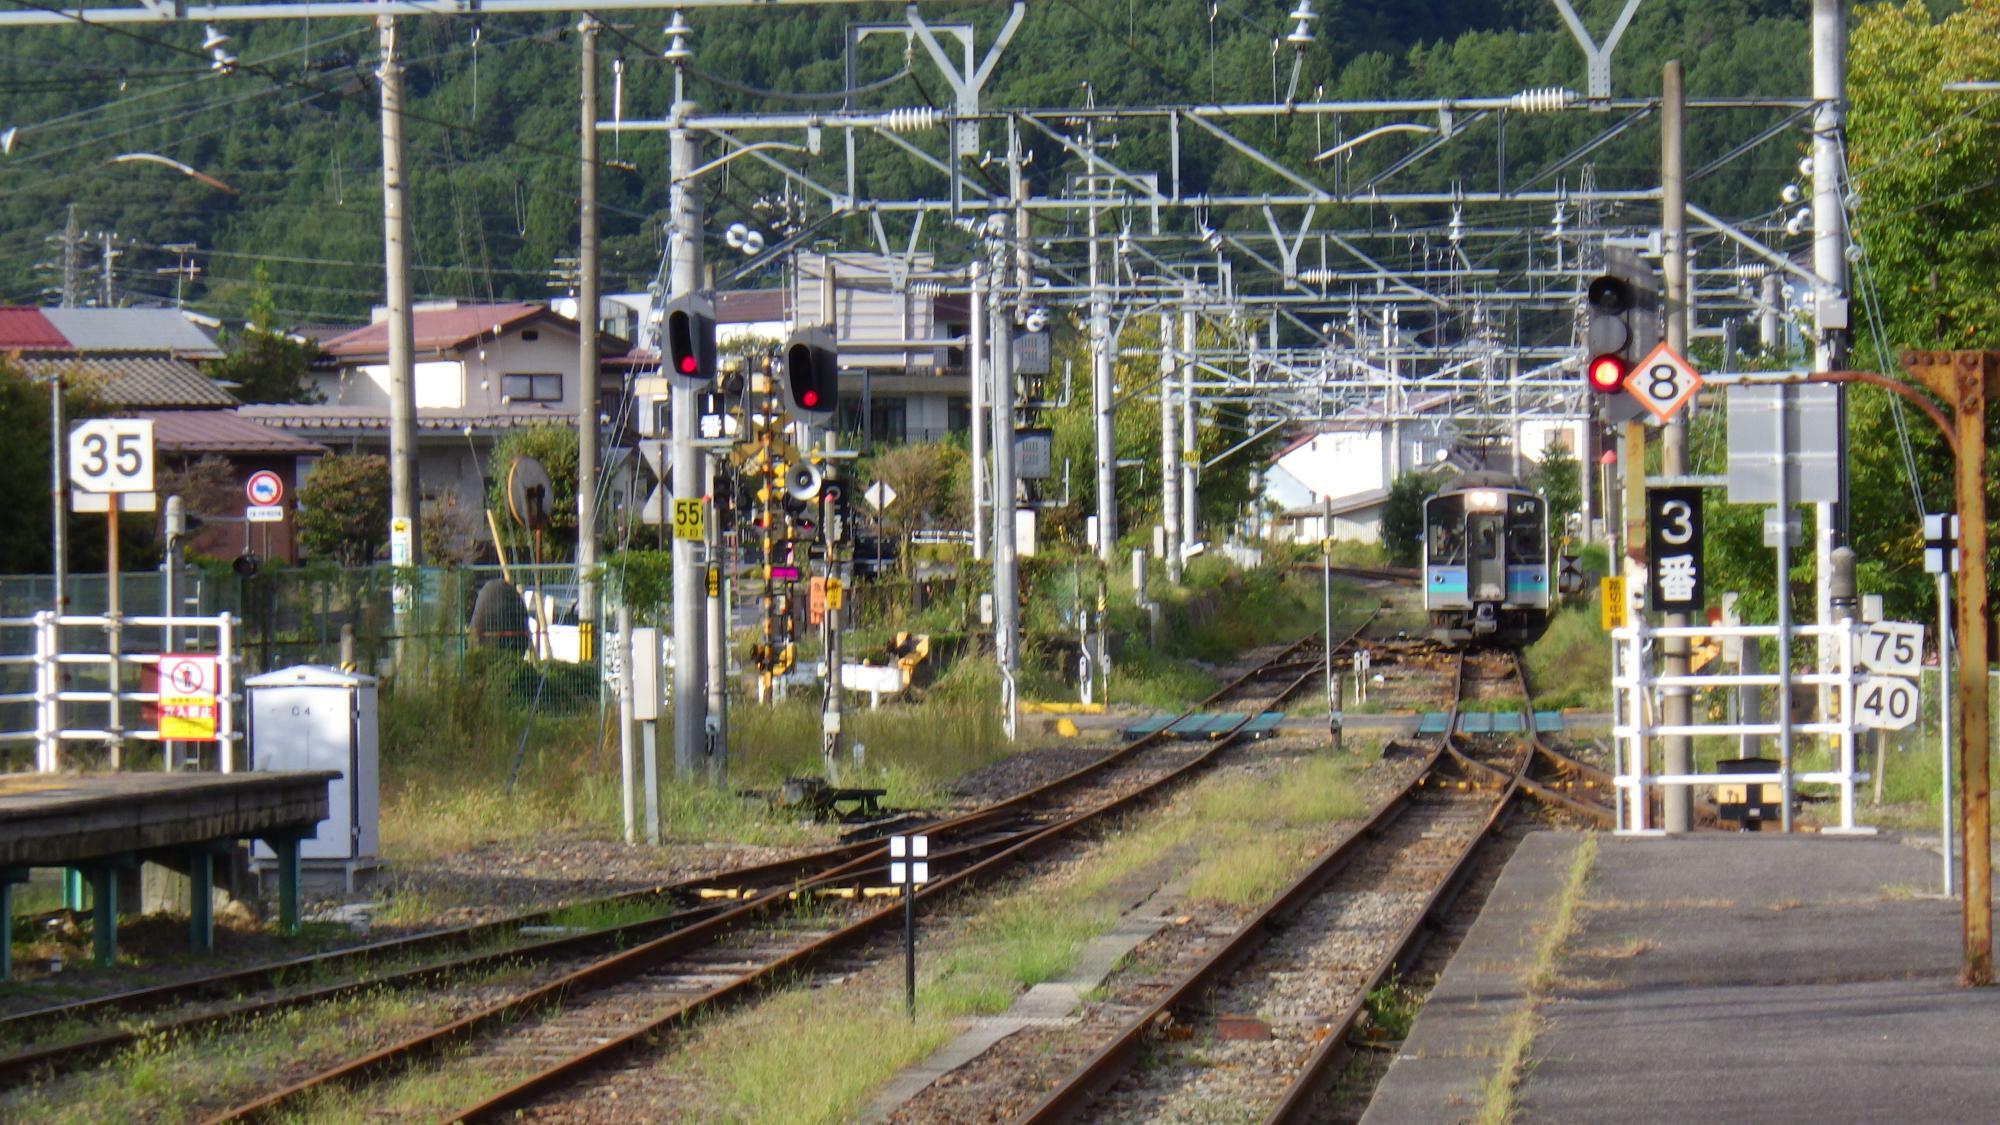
top-left (1612, 619), bottom-right (1871, 835)
top-left (0, 611), bottom-right (240, 773)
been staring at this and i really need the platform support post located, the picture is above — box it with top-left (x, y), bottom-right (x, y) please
top-left (270, 836), bottom-right (301, 936)
top-left (189, 847), bottom-right (214, 953)
top-left (0, 869), bottom-right (24, 979)
top-left (62, 866), bottom-right (82, 912)
top-left (88, 864), bottom-right (116, 967)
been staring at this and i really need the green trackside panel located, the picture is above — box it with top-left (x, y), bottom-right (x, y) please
top-left (1122, 714), bottom-right (1174, 740)
top-left (1206, 713), bottom-right (1248, 738)
top-left (1460, 712), bottom-right (1494, 735)
top-left (1492, 711), bottom-right (1526, 733)
top-left (1168, 714), bottom-right (1214, 738)
top-left (1417, 713), bottom-right (1452, 736)
top-left (1239, 712), bottom-right (1286, 738)
top-left (1534, 711), bottom-right (1565, 733)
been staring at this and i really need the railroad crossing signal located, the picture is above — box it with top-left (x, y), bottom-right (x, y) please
top-left (1626, 342), bottom-right (1704, 423)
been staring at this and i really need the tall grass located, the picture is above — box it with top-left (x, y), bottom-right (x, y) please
top-left (1523, 606), bottom-right (1613, 711)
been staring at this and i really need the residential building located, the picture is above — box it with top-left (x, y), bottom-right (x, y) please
top-left (0, 307), bottom-right (324, 562)
top-left (241, 302), bottom-right (628, 558)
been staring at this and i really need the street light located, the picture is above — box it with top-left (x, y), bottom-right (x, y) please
top-left (106, 153), bottom-right (240, 196)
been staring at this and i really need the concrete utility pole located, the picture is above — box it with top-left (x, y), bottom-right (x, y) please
top-left (668, 103), bottom-right (708, 781)
top-left (96, 231), bottom-right (119, 307)
top-left (575, 17), bottom-right (601, 666)
top-left (1159, 309), bottom-right (1182, 583)
top-left (1660, 59), bottom-right (1693, 834)
top-left (990, 282), bottom-right (1020, 671)
top-left (1087, 132), bottom-right (1116, 565)
top-left (1179, 300), bottom-right (1198, 552)
top-left (969, 260), bottom-right (989, 561)
top-left (378, 15), bottom-right (420, 568)
top-left (1812, 0), bottom-right (1850, 676)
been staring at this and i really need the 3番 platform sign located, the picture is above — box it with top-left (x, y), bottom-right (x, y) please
top-left (1646, 486), bottom-right (1705, 613)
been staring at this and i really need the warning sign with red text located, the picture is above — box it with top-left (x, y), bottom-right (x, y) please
top-left (158, 654), bottom-right (220, 741)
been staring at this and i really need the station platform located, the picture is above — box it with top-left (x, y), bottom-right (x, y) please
top-left (1366, 831), bottom-right (1998, 1124)
top-left (0, 770), bottom-right (337, 973)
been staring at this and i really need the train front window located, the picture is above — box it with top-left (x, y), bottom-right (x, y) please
top-left (1426, 499), bottom-right (1465, 563)
top-left (1506, 497), bottom-right (1546, 562)
top-left (1474, 519), bottom-right (1501, 561)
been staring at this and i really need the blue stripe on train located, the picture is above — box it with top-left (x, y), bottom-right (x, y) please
top-left (1426, 566), bottom-right (1467, 595)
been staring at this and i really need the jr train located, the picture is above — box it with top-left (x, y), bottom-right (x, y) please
top-left (1421, 471), bottom-right (1551, 647)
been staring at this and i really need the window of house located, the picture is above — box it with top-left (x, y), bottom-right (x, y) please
top-left (520, 329), bottom-right (540, 341)
top-left (502, 373), bottom-right (562, 402)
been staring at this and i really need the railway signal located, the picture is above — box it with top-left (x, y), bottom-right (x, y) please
top-left (663, 294), bottom-right (717, 386)
top-left (780, 327), bottom-right (839, 422)
top-left (1582, 245), bottom-right (1659, 423)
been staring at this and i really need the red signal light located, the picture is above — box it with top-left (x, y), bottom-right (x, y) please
top-left (1587, 354), bottom-right (1627, 393)
top-left (678, 354), bottom-right (697, 375)
top-left (801, 389), bottom-right (819, 408)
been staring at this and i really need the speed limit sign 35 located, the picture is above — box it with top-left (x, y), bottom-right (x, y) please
top-left (69, 419), bottom-right (156, 494)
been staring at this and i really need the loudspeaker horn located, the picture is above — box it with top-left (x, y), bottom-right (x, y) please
top-left (785, 461), bottom-right (824, 502)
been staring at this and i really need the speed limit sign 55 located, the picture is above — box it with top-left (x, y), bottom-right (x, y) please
top-left (69, 419), bottom-right (155, 493)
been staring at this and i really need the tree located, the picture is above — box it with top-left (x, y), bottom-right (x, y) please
top-left (297, 454), bottom-right (389, 566)
top-left (486, 424), bottom-right (580, 561)
top-left (1380, 469), bottom-right (1445, 568)
top-left (206, 265), bottom-right (324, 405)
top-left (1528, 445), bottom-right (1581, 551)
top-left (858, 440), bottom-right (968, 568)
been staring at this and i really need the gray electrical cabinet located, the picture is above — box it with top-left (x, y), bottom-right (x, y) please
top-left (248, 666), bottom-right (379, 878)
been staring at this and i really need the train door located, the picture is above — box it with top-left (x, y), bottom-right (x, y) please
top-left (1467, 510), bottom-right (1506, 603)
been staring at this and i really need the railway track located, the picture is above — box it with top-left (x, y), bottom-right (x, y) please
top-left (1009, 649), bottom-right (1552, 1124)
top-left (128, 619), bottom-right (1377, 1122)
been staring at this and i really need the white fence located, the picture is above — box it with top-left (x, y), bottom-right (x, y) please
top-left (1612, 619), bottom-right (1873, 835)
top-left (0, 612), bottom-right (240, 773)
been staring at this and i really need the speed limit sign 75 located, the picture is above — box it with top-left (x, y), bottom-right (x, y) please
top-left (69, 419), bottom-right (155, 493)
top-left (1860, 621), bottom-right (1924, 677)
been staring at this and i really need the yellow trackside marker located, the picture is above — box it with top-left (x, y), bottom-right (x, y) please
top-left (1601, 576), bottom-right (1628, 630)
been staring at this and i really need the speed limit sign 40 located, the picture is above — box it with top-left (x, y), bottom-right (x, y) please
top-left (69, 419), bottom-right (155, 494)
top-left (1856, 676), bottom-right (1920, 731)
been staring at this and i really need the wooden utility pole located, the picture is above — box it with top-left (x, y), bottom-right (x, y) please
top-left (1901, 350), bottom-right (1996, 987)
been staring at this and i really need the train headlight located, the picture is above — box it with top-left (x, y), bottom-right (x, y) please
top-left (1464, 489), bottom-right (1504, 513)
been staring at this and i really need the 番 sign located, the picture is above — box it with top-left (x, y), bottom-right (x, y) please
top-left (244, 470), bottom-right (284, 507)
top-left (1646, 486), bottom-right (1705, 613)
top-left (1856, 675), bottom-right (1920, 730)
top-left (157, 654), bottom-right (219, 741)
top-left (1625, 342), bottom-right (1703, 423)
top-left (1860, 621), bottom-right (1925, 677)
top-left (673, 498), bottom-right (705, 541)
top-left (69, 419), bottom-right (155, 494)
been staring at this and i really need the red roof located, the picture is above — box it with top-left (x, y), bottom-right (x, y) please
top-left (320, 303), bottom-right (551, 359)
top-left (138, 409), bottom-right (325, 454)
top-left (0, 307), bottom-right (70, 351)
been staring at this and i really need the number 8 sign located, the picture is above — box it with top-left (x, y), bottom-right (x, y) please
top-left (1625, 342), bottom-right (1704, 423)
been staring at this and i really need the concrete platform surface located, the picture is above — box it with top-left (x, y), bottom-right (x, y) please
top-left (0, 771), bottom-right (337, 866)
top-left (1365, 832), bottom-right (1999, 1125)
top-left (1525, 835), bottom-right (1996, 1124)
top-left (1363, 831), bottom-right (1588, 1125)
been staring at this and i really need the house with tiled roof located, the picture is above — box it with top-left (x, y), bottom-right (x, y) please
top-left (240, 301), bottom-right (630, 553)
top-left (0, 307), bottom-right (326, 562)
